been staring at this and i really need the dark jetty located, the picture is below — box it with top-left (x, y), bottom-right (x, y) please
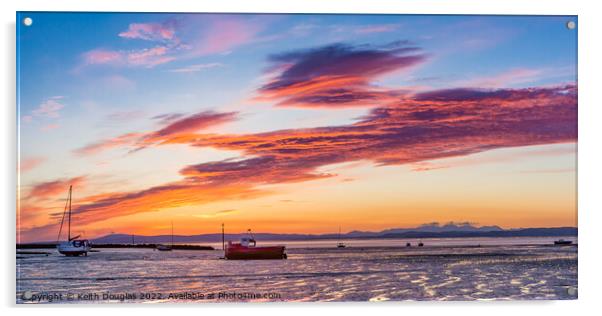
top-left (17, 243), bottom-right (214, 250)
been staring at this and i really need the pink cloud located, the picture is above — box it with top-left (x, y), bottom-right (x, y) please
top-left (195, 17), bottom-right (263, 55)
top-left (126, 46), bottom-right (175, 68)
top-left (40, 124), bottom-right (60, 131)
top-left (20, 157), bottom-right (46, 173)
top-left (169, 62), bottom-right (222, 73)
top-left (78, 17), bottom-right (267, 71)
top-left (81, 47), bottom-right (175, 68)
top-left (74, 132), bottom-right (144, 156)
top-left (83, 49), bottom-right (124, 66)
top-left (118, 22), bottom-right (176, 42)
top-left (453, 68), bottom-right (544, 89)
top-left (355, 24), bottom-right (400, 34)
top-left (73, 111), bottom-right (238, 156)
top-left (30, 96), bottom-right (65, 119)
top-left (27, 176), bottom-right (87, 200)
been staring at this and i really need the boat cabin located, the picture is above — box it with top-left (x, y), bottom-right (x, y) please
top-left (240, 237), bottom-right (256, 247)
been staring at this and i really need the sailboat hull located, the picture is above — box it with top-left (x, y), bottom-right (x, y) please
top-left (57, 241), bottom-right (90, 256)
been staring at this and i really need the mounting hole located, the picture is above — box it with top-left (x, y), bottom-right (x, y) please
top-left (23, 17), bottom-right (33, 26)
top-left (566, 21), bottom-right (576, 30)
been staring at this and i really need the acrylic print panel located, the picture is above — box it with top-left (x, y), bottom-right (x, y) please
top-left (16, 12), bottom-right (577, 303)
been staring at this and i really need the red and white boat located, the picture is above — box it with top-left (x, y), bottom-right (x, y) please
top-left (225, 230), bottom-right (286, 260)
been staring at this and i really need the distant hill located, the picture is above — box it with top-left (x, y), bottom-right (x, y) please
top-left (90, 223), bottom-right (577, 244)
top-left (380, 222), bottom-right (504, 235)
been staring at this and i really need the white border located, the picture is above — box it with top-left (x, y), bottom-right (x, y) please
top-left (3, 1), bottom-right (601, 315)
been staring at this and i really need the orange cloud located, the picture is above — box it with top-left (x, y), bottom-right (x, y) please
top-left (256, 42), bottom-right (427, 108)
top-left (74, 111), bottom-right (238, 156)
top-left (26, 176), bottom-right (87, 201)
top-left (73, 132), bottom-right (144, 156)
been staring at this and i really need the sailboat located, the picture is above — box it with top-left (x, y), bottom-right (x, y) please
top-left (156, 222), bottom-right (174, 251)
top-left (336, 226), bottom-right (346, 248)
top-left (56, 185), bottom-right (91, 256)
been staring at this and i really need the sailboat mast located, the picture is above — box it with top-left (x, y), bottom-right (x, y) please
top-left (171, 221), bottom-right (174, 246)
top-left (68, 185), bottom-right (72, 241)
top-left (222, 223), bottom-right (225, 251)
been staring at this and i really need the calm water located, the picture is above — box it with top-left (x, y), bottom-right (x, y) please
top-left (16, 237), bottom-right (577, 303)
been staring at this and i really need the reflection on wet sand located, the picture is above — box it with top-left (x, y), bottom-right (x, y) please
top-left (17, 238), bottom-right (577, 303)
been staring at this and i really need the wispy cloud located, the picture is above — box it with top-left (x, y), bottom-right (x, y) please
top-left (118, 22), bottom-right (178, 43)
top-left (255, 42), bottom-right (427, 108)
top-left (450, 67), bottom-right (575, 89)
top-left (168, 62), bottom-right (223, 73)
top-left (74, 110), bottom-right (238, 156)
top-left (81, 47), bottom-right (176, 69)
top-left (20, 157), bottom-right (46, 173)
top-left (26, 176), bottom-right (86, 201)
top-left (79, 20), bottom-right (182, 69)
top-left (30, 96), bottom-right (65, 119)
top-left (78, 16), bottom-right (268, 71)
top-left (192, 16), bottom-right (265, 55)
top-left (355, 24), bottom-right (400, 34)
top-left (193, 209), bottom-right (238, 218)
top-left (73, 132), bottom-right (144, 156)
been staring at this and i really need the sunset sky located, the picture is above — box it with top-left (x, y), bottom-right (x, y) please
top-left (17, 13), bottom-right (577, 243)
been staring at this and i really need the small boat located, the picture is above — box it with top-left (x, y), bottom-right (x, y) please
top-left (336, 226), bottom-right (346, 248)
top-left (554, 239), bottom-right (573, 245)
top-left (56, 185), bottom-right (91, 256)
top-left (225, 229), bottom-right (286, 260)
top-left (418, 241), bottom-right (424, 247)
top-left (156, 222), bottom-right (174, 251)
top-left (406, 242), bottom-right (411, 247)
top-left (156, 244), bottom-right (172, 251)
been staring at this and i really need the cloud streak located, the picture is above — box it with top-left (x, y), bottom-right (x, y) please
top-left (26, 176), bottom-right (87, 201)
top-left (256, 42), bottom-right (427, 108)
top-left (74, 111), bottom-right (238, 156)
top-left (118, 22), bottom-right (178, 43)
top-left (79, 16), bottom-right (267, 71)
top-left (20, 157), bottom-right (46, 173)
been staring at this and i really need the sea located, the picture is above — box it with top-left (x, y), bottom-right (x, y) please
top-left (16, 236), bottom-right (578, 303)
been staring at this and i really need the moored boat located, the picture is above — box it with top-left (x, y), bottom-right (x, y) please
top-left (225, 230), bottom-right (286, 260)
top-left (156, 221), bottom-right (174, 251)
top-left (554, 239), bottom-right (573, 245)
top-left (56, 185), bottom-right (91, 256)
top-left (336, 226), bottom-right (346, 248)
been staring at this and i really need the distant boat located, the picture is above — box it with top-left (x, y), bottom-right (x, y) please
top-left (406, 242), bottom-right (411, 247)
top-left (156, 222), bottom-right (174, 251)
top-left (554, 239), bottom-right (573, 245)
top-left (56, 185), bottom-right (91, 256)
top-left (336, 226), bottom-right (346, 248)
top-left (225, 229), bottom-right (286, 260)
top-left (418, 241), bottom-right (424, 247)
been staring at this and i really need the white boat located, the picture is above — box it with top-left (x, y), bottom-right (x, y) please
top-left (56, 185), bottom-right (91, 256)
top-left (156, 221), bottom-right (174, 251)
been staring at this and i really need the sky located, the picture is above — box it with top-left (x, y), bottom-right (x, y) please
top-left (16, 13), bottom-right (577, 243)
